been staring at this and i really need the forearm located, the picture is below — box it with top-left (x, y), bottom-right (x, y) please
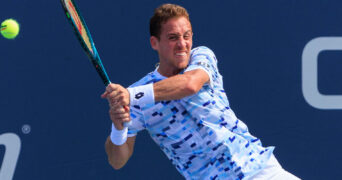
top-left (153, 74), bottom-right (195, 101)
top-left (154, 69), bottom-right (209, 101)
top-left (105, 136), bottom-right (134, 170)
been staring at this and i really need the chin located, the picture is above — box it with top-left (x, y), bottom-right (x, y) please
top-left (177, 62), bottom-right (189, 70)
top-left (176, 57), bottom-right (190, 66)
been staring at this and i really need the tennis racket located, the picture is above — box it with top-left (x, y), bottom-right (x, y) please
top-left (60, 0), bottom-right (131, 126)
top-left (60, 0), bottom-right (110, 85)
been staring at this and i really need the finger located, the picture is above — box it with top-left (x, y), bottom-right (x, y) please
top-left (111, 107), bottom-right (126, 114)
top-left (110, 114), bottom-right (130, 127)
top-left (106, 85), bottom-right (130, 106)
top-left (111, 104), bottom-right (130, 114)
top-left (122, 117), bottom-right (131, 123)
top-left (106, 83), bottom-right (113, 92)
top-left (104, 83), bottom-right (117, 97)
top-left (107, 98), bottom-right (116, 107)
top-left (103, 84), bottom-right (119, 100)
top-left (111, 94), bottom-right (129, 107)
top-left (107, 90), bottom-right (120, 101)
top-left (106, 83), bottom-right (119, 93)
top-left (113, 113), bottom-right (130, 122)
top-left (101, 91), bottom-right (109, 98)
top-left (109, 100), bottom-right (117, 107)
top-left (109, 107), bottom-right (129, 116)
top-left (109, 94), bottom-right (128, 107)
top-left (112, 121), bottom-right (124, 130)
top-left (107, 95), bottom-right (119, 108)
top-left (109, 110), bottom-right (125, 122)
top-left (117, 112), bottom-right (130, 119)
top-left (124, 105), bottom-right (130, 112)
top-left (112, 96), bottom-right (124, 106)
top-left (110, 104), bottom-right (128, 112)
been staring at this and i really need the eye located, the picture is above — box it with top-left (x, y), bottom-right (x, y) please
top-left (168, 36), bottom-right (178, 41)
top-left (183, 33), bottom-right (192, 40)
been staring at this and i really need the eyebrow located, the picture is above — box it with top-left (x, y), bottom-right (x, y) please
top-left (167, 30), bottom-right (193, 36)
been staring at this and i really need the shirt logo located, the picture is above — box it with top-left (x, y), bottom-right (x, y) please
top-left (196, 62), bottom-right (210, 68)
top-left (135, 92), bottom-right (144, 99)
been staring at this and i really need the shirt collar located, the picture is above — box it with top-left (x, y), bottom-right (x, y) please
top-left (153, 67), bottom-right (167, 80)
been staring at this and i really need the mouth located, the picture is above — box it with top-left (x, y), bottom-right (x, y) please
top-left (175, 52), bottom-right (187, 57)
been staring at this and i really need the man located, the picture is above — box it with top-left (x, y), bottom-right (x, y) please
top-left (102, 4), bottom-right (300, 180)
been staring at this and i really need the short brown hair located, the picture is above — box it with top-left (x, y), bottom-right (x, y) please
top-left (150, 4), bottom-right (191, 38)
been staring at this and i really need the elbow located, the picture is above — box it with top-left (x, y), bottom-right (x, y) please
top-left (184, 75), bottom-right (202, 95)
top-left (111, 162), bottom-right (124, 170)
top-left (105, 138), bottom-right (128, 170)
top-left (108, 159), bottom-right (124, 170)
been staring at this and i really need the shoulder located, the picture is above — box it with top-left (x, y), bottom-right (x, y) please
top-left (191, 46), bottom-right (216, 58)
top-left (189, 46), bottom-right (218, 66)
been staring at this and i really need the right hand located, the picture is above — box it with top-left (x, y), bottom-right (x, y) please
top-left (101, 83), bottom-right (130, 107)
top-left (101, 83), bottom-right (131, 130)
top-left (109, 104), bottom-right (131, 130)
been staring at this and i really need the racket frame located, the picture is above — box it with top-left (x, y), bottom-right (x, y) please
top-left (60, 0), bottom-right (111, 86)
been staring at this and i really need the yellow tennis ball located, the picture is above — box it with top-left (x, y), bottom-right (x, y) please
top-left (1, 19), bottom-right (20, 39)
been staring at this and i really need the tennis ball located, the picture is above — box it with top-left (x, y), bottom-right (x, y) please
top-left (1, 19), bottom-right (20, 39)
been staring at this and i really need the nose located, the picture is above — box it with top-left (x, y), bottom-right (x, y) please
top-left (177, 37), bottom-right (186, 48)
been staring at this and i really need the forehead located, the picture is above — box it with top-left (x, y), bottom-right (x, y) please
top-left (161, 17), bottom-right (192, 35)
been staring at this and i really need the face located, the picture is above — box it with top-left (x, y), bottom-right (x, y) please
top-left (151, 16), bottom-right (193, 76)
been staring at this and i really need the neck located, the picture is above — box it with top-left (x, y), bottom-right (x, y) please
top-left (157, 63), bottom-right (182, 77)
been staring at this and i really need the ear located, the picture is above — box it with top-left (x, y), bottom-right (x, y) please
top-left (150, 36), bottom-right (159, 51)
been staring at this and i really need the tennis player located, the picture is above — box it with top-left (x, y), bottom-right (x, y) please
top-left (102, 4), bottom-right (300, 180)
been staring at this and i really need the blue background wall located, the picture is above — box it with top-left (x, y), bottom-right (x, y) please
top-left (1, 0), bottom-right (342, 179)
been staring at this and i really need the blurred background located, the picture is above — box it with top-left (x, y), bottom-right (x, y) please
top-left (1, 0), bottom-right (342, 179)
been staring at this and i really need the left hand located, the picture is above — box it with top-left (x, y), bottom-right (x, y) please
top-left (101, 83), bottom-right (130, 107)
top-left (109, 104), bottom-right (131, 130)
